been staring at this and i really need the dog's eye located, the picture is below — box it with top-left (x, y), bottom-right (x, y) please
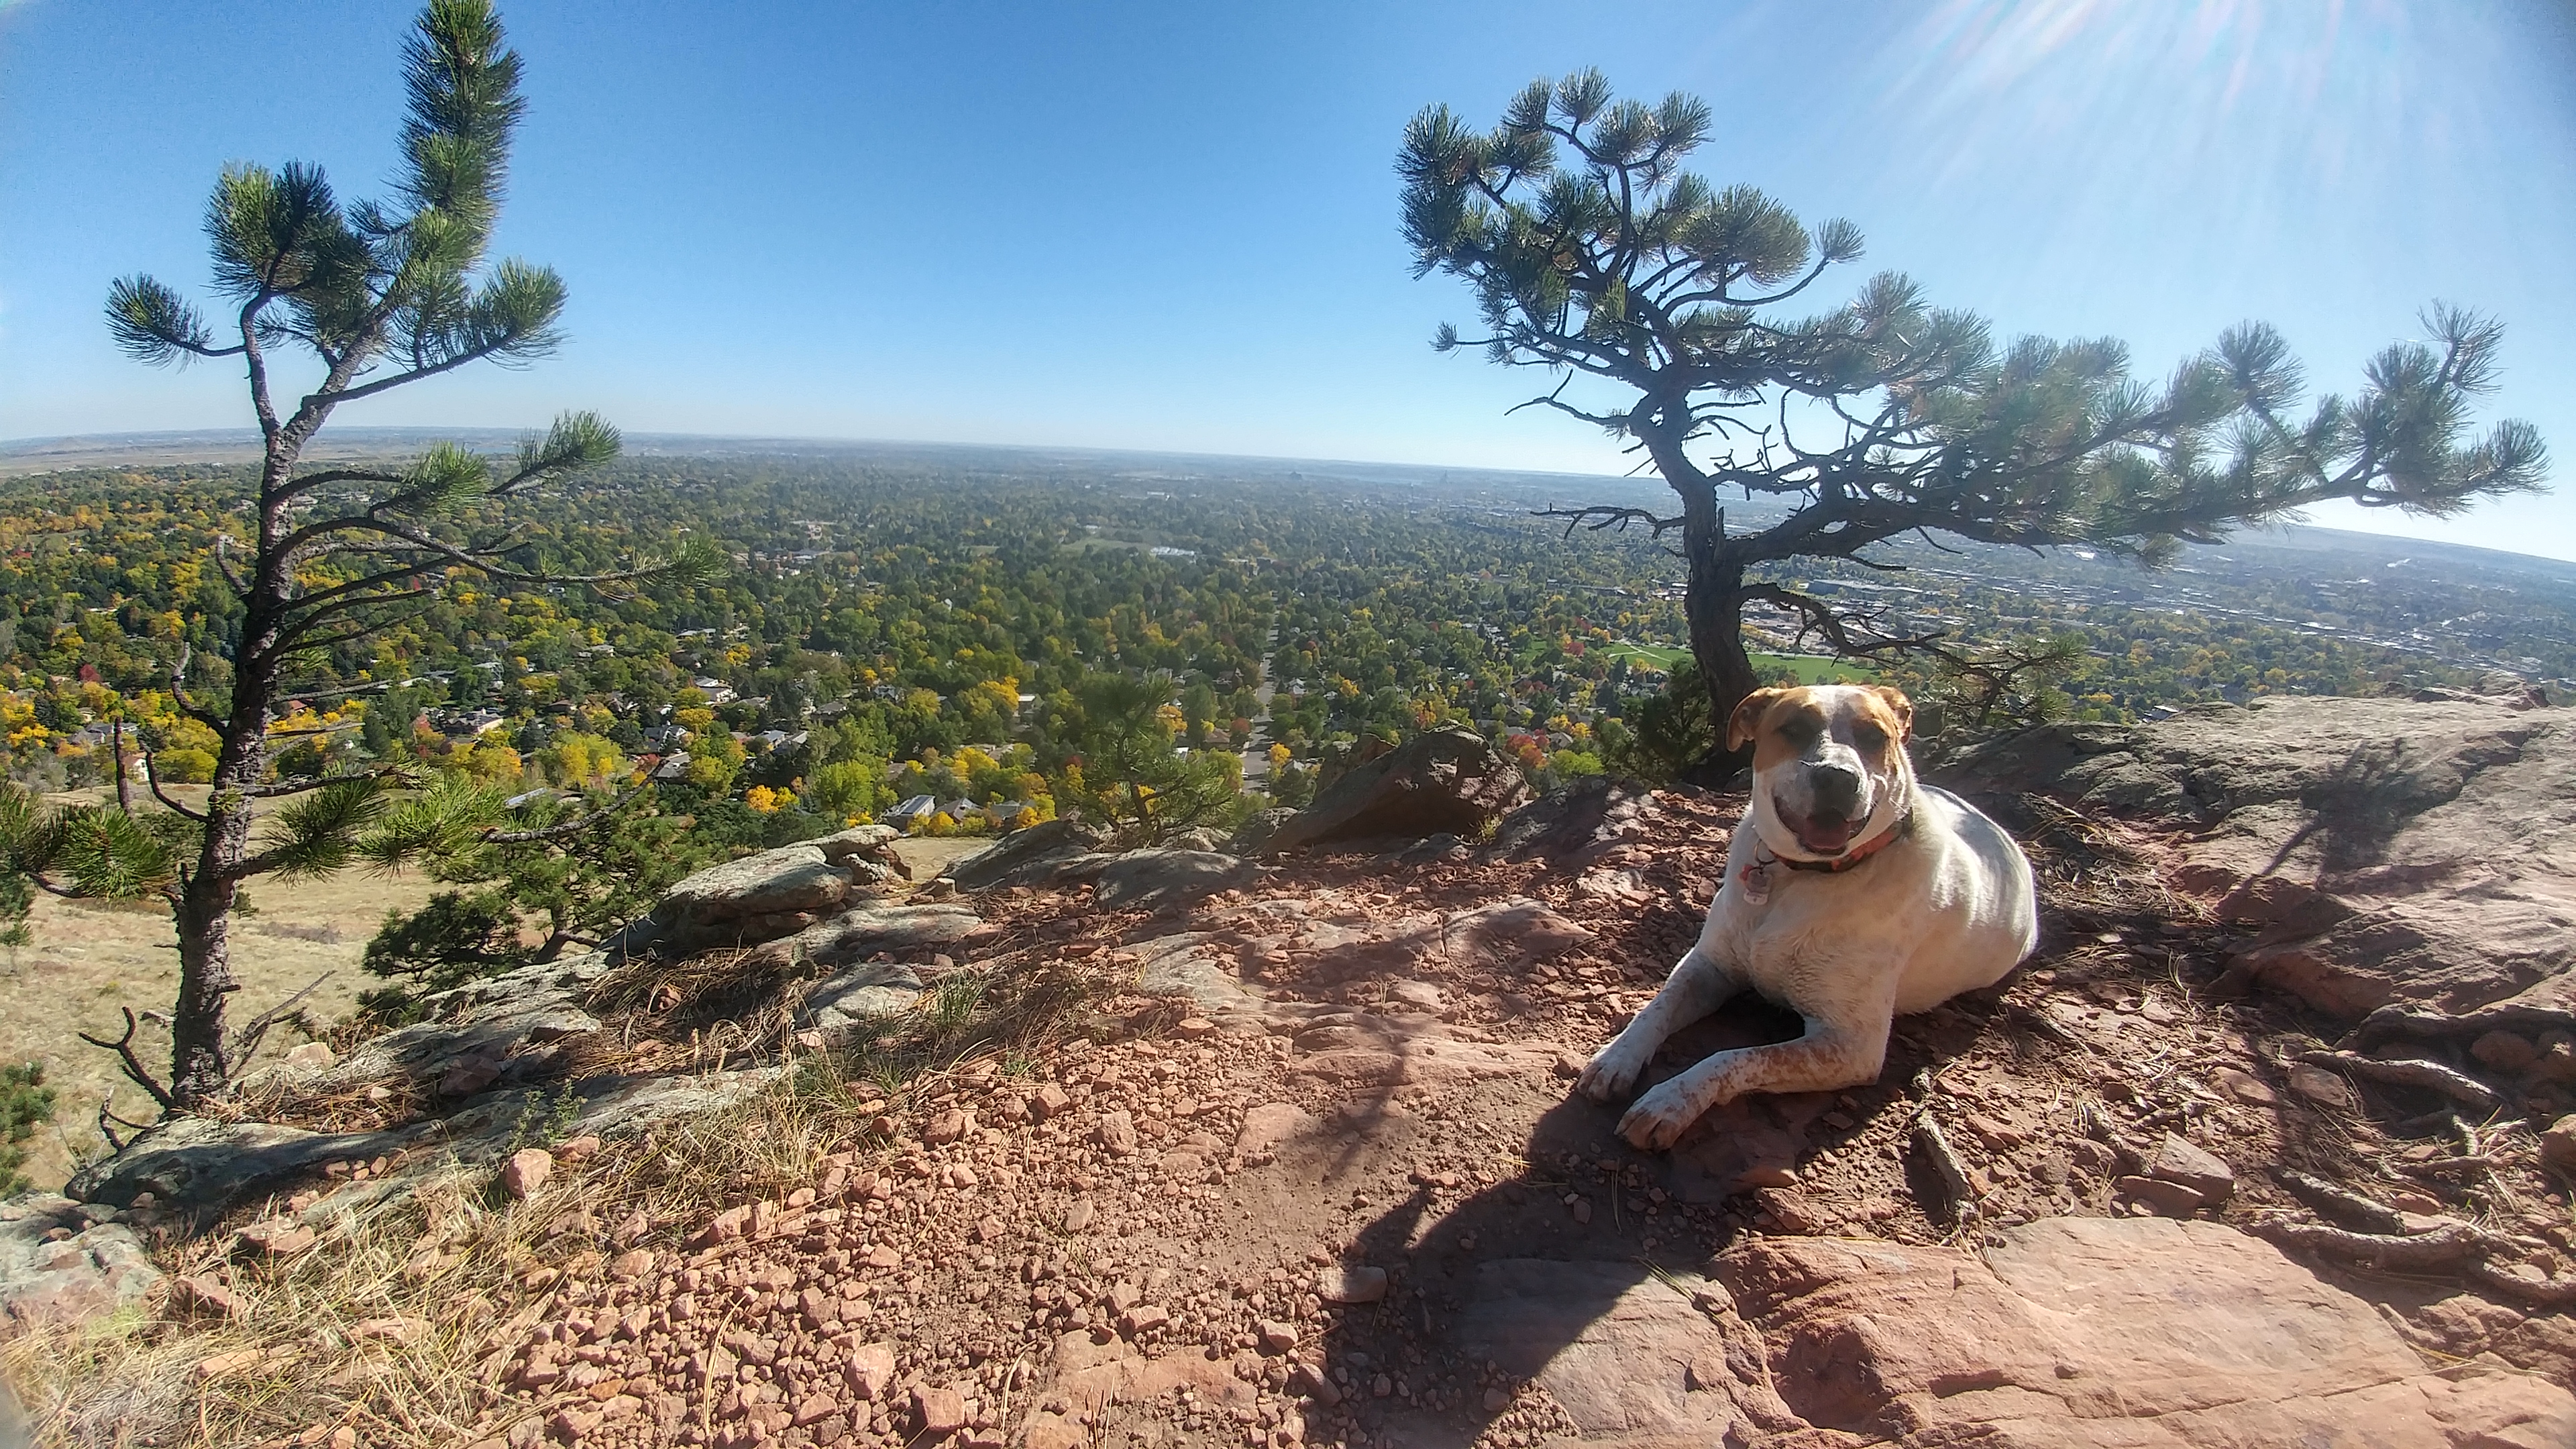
top-left (1854, 723), bottom-right (1888, 749)
top-left (1779, 717), bottom-right (1819, 745)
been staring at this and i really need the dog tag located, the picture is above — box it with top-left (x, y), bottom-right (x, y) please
top-left (1735, 860), bottom-right (1771, 906)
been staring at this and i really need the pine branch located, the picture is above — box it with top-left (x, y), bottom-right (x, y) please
top-left (482, 784), bottom-right (645, 844)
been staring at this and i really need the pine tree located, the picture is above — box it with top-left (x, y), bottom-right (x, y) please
top-left (0, 0), bottom-right (708, 1114)
top-left (1401, 69), bottom-right (2549, 768)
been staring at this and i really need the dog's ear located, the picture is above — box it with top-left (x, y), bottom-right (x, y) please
top-left (1726, 688), bottom-right (1786, 752)
top-left (1871, 686), bottom-right (1915, 743)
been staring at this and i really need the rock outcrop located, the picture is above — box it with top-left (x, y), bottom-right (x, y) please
top-left (946, 818), bottom-right (1107, 892)
top-left (1940, 695), bottom-right (2576, 1070)
top-left (1262, 727), bottom-right (1531, 854)
top-left (654, 825), bottom-right (911, 952)
top-left (17, 697), bottom-right (2576, 1448)
top-left (1091, 850), bottom-right (1258, 914)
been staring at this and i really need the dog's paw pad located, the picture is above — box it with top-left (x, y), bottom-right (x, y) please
top-left (1617, 1087), bottom-right (1699, 1150)
top-left (1575, 1052), bottom-right (1641, 1103)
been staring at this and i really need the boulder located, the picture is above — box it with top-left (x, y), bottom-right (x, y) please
top-left (1161, 826), bottom-right (1230, 853)
top-left (810, 824), bottom-right (909, 877)
top-left (1487, 774), bottom-right (1664, 863)
top-left (947, 819), bottom-right (1108, 892)
top-left (662, 845), bottom-right (847, 927)
top-left (2542, 1114), bottom-right (2576, 1173)
top-left (1938, 696), bottom-right (2576, 1041)
top-left (655, 833), bottom-right (912, 952)
top-left (743, 903), bottom-right (988, 973)
top-left (0, 1195), bottom-right (162, 1336)
top-left (1263, 729), bottom-right (1530, 854)
top-left (798, 962), bottom-right (925, 1029)
top-left (1090, 850), bottom-right (1254, 913)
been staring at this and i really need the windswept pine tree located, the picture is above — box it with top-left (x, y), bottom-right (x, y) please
top-left (1401, 68), bottom-right (2549, 767)
top-left (0, 0), bottom-right (709, 1113)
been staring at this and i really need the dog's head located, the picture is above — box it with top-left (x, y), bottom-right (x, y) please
top-left (1726, 684), bottom-right (1917, 863)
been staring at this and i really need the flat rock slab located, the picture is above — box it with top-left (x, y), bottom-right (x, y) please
top-left (1442, 898), bottom-right (1595, 967)
top-left (746, 903), bottom-right (989, 973)
top-left (1939, 697), bottom-right (2576, 1032)
top-left (1707, 1216), bottom-right (2576, 1446)
top-left (1453, 1258), bottom-right (1785, 1442)
top-left (1128, 934), bottom-right (1271, 1029)
top-left (799, 962), bottom-right (925, 1028)
top-left (63, 1116), bottom-right (433, 1220)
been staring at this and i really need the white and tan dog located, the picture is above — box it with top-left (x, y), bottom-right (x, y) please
top-left (1578, 684), bottom-right (2038, 1149)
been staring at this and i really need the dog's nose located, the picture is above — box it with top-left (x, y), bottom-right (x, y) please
top-left (1807, 763), bottom-right (1864, 818)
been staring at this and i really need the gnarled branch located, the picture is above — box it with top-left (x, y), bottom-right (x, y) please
top-left (76, 1008), bottom-right (175, 1110)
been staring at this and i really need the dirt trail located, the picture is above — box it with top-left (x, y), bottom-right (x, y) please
top-left (453, 786), bottom-right (2574, 1449)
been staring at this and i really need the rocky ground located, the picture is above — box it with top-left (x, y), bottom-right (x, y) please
top-left (5, 698), bottom-right (2575, 1447)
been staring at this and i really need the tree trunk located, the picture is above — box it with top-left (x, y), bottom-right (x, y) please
top-left (1682, 537), bottom-right (1760, 784)
top-left (168, 774), bottom-right (250, 1106)
top-left (165, 433), bottom-right (297, 1107)
top-left (1651, 424), bottom-right (1760, 783)
top-left (110, 718), bottom-right (131, 814)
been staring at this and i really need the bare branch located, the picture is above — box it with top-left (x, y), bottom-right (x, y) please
top-left (138, 746), bottom-right (211, 822)
top-left (1534, 504), bottom-right (1686, 539)
top-left (227, 971), bottom-right (333, 1067)
top-left (76, 1008), bottom-right (175, 1110)
top-left (168, 643), bottom-right (227, 733)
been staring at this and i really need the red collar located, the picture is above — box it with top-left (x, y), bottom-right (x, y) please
top-left (1773, 808), bottom-right (1915, 873)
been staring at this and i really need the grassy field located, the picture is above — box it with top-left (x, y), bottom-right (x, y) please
top-left (1754, 651), bottom-right (1878, 684)
top-left (3, 859), bottom-right (442, 1191)
top-left (1600, 639), bottom-right (1693, 669)
top-left (1603, 639), bottom-right (1876, 684)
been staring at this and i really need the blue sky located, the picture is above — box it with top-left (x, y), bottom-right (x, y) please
top-left (3, 0), bottom-right (2572, 559)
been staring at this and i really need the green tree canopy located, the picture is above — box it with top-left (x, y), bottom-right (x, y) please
top-left (1402, 68), bottom-right (2549, 767)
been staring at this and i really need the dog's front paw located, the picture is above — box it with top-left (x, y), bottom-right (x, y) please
top-left (1617, 1081), bottom-right (1703, 1150)
top-left (1575, 1042), bottom-right (1645, 1104)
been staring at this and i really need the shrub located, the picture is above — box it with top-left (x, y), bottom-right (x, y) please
top-left (0, 1062), bottom-right (57, 1196)
top-left (153, 748), bottom-right (216, 784)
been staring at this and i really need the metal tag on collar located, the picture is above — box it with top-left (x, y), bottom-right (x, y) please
top-left (1737, 854), bottom-right (1773, 906)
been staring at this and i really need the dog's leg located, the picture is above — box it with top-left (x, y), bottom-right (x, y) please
top-left (1615, 1005), bottom-right (1892, 1151)
top-left (1576, 947), bottom-right (1743, 1104)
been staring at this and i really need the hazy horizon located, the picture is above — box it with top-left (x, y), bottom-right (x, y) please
top-left (4, 1), bottom-right (2570, 559)
top-left (13, 424), bottom-right (2575, 574)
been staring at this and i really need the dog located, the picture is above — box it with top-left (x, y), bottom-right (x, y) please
top-left (1578, 683), bottom-right (2038, 1150)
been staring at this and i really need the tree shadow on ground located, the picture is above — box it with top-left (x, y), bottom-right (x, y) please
top-left (1295, 991), bottom-right (1966, 1449)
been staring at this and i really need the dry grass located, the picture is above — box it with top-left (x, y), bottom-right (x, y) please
top-left (0, 952), bottom-right (1116, 1448)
